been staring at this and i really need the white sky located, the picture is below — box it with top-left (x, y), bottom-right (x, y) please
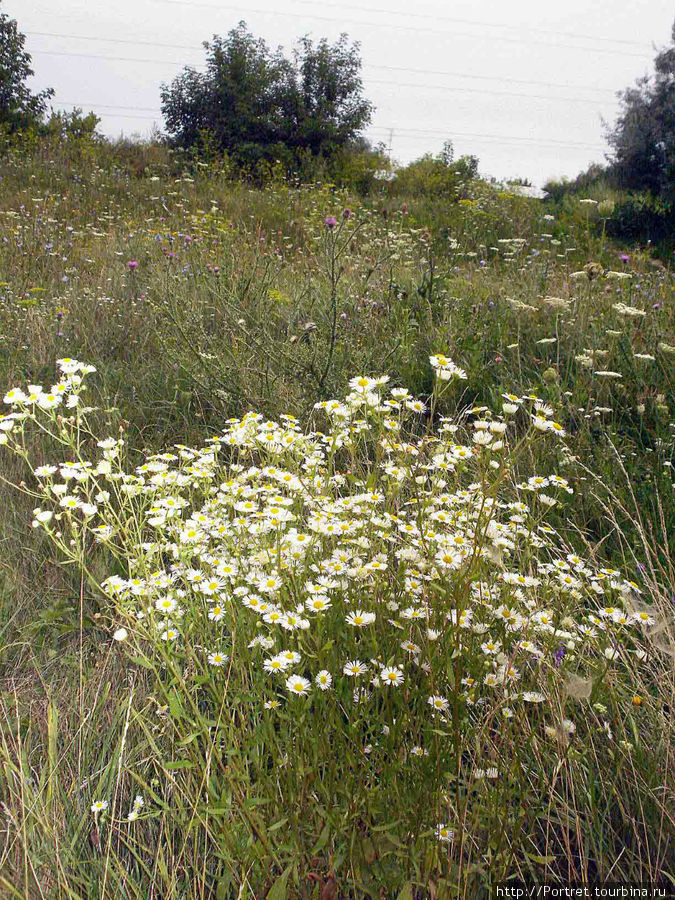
top-left (10, 0), bottom-right (674, 186)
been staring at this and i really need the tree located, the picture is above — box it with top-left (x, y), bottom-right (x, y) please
top-left (388, 145), bottom-right (479, 198)
top-left (284, 35), bottom-right (373, 158)
top-left (606, 20), bottom-right (674, 198)
top-left (161, 24), bottom-right (290, 163)
top-left (0, 2), bottom-right (53, 131)
top-left (160, 22), bottom-right (372, 168)
top-left (44, 107), bottom-right (101, 141)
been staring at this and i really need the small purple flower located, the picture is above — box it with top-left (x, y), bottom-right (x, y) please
top-left (343, 208), bottom-right (352, 220)
top-left (553, 645), bottom-right (566, 667)
top-left (620, 254), bottom-right (630, 263)
top-left (325, 216), bottom-right (337, 229)
top-left (126, 260), bottom-right (138, 270)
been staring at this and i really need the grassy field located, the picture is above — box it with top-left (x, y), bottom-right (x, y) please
top-left (0, 141), bottom-right (673, 898)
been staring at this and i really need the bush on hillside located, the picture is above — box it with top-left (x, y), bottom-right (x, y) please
top-left (160, 22), bottom-right (373, 172)
top-left (607, 194), bottom-right (674, 246)
top-left (389, 142), bottom-right (479, 198)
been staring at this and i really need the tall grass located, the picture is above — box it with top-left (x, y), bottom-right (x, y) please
top-left (0, 142), bottom-right (672, 897)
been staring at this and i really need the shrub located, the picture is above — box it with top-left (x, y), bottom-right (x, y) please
top-left (160, 22), bottom-right (373, 174)
top-left (607, 193), bottom-right (674, 245)
top-left (1, 356), bottom-right (671, 893)
top-left (390, 148), bottom-right (479, 199)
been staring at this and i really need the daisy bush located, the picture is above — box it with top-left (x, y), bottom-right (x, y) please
top-left (1, 355), bottom-right (669, 893)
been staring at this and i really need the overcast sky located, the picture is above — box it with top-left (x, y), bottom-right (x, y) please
top-left (11, 0), bottom-right (674, 186)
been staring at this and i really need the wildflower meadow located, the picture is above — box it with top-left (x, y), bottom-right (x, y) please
top-left (0, 141), bottom-right (673, 897)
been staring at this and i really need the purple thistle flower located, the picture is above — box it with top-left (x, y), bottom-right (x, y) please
top-left (325, 216), bottom-right (337, 229)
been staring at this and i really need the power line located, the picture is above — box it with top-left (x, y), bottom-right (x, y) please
top-left (27, 31), bottom-right (202, 53)
top-left (33, 49), bottom-right (617, 108)
top-left (369, 125), bottom-right (604, 149)
top-left (53, 100), bottom-right (606, 151)
top-left (367, 64), bottom-right (615, 96)
top-left (25, 1), bottom-right (656, 49)
top-left (78, 111), bottom-right (162, 121)
top-left (282, 0), bottom-right (653, 49)
top-left (33, 49), bottom-right (186, 65)
top-left (366, 79), bottom-right (612, 107)
top-left (143, 0), bottom-right (650, 58)
top-left (60, 101), bottom-right (163, 113)
top-left (26, 31), bottom-right (618, 95)
top-left (376, 134), bottom-right (604, 152)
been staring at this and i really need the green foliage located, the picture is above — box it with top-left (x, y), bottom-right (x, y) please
top-left (160, 21), bottom-right (373, 173)
top-left (542, 171), bottom-right (673, 259)
top-left (607, 19), bottom-right (675, 199)
top-left (42, 107), bottom-right (101, 142)
top-left (542, 165), bottom-right (612, 206)
top-left (607, 193), bottom-right (675, 245)
top-left (2, 356), bottom-right (673, 896)
top-left (0, 2), bottom-right (53, 132)
top-left (543, 20), bottom-right (675, 255)
top-left (0, 141), bottom-right (673, 897)
top-left (389, 141), bottom-right (479, 198)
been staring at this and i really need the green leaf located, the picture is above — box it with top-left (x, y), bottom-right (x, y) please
top-left (266, 866), bottom-right (291, 900)
top-left (311, 821), bottom-right (330, 854)
top-left (164, 759), bottom-right (195, 770)
top-left (129, 655), bottom-right (155, 669)
top-left (167, 690), bottom-right (185, 719)
top-left (524, 851), bottom-right (556, 865)
top-left (372, 819), bottom-right (402, 832)
top-left (361, 836), bottom-right (376, 864)
top-left (216, 873), bottom-right (233, 900)
top-left (397, 883), bottom-right (414, 900)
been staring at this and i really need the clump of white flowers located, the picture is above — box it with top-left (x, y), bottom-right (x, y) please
top-left (613, 302), bottom-right (646, 318)
top-left (1, 356), bottom-right (659, 848)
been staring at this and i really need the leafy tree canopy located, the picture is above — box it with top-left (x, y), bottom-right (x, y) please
top-left (0, 2), bottom-right (53, 131)
top-left (160, 22), bottom-right (373, 167)
top-left (606, 19), bottom-right (674, 197)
